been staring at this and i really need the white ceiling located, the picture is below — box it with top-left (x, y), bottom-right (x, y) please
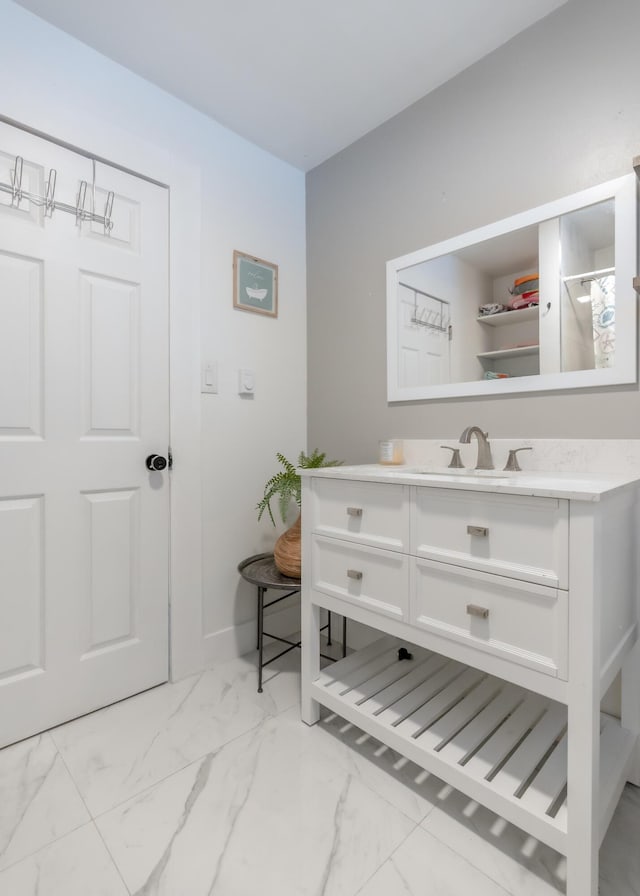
top-left (14, 0), bottom-right (568, 171)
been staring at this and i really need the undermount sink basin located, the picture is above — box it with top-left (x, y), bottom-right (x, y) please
top-left (385, 467), bottom-right (515, 481)
top-left (418, 468), bottom-right (512, 478)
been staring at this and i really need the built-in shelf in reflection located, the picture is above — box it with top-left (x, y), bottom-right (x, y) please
top-left (477, 344), bottom-right (539, 361)
top-left (476, 306), bottom-right (539, 327)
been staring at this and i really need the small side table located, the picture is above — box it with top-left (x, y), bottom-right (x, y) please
top-left (238, 553), bottom-right (347, 692)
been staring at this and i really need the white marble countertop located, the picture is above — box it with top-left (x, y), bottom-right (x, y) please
top-left (300, 464), bottom-right (640, 501)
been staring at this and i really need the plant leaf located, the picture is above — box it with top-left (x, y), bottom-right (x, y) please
top-left (257, 450), bottom-right (343, 525)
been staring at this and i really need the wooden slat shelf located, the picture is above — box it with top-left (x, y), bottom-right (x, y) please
top-left (312, 636), bottom-right (635, 857)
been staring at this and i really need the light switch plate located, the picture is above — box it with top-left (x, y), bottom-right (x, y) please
top-left (201, 362), bottom-right (218, 394)
top-left (238, 368), bottom-right (255, 394)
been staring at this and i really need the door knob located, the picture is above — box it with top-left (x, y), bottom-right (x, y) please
top-left (146, 454), bottom-right (167, 472)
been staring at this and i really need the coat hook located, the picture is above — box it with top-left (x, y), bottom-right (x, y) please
top-left (0, 154), bottom-right (115, 230)
top-left (10, 156), bottom-right (23, 206)
top-left (103, 190), bottom-right (114, 234)
top-left (44, 169), bottom-right (56, 218)
top-left (75, 180), bottom-right (87, 225)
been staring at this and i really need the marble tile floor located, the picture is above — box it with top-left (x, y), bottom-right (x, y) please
top-left (1, 644), bottom-right (639, 896)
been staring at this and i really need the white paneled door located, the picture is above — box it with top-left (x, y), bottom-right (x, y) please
top-left (398, 291), bottom-right (451, 389)
top-left (0, 123), bottom-right (169, 748)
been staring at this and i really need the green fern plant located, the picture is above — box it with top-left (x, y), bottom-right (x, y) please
top-left (257, 449), bottom-right (342, 525)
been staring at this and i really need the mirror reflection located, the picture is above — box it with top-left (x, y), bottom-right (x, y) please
top-left (387, 176), bottom-right (635, 401)
top-left (397, 223), bottom-right (540, 387)
top-left (560, 199), bottom-right (615, 372)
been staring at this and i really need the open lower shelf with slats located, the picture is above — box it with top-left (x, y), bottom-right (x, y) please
top-left (311, 634), bottom-right (636, 856)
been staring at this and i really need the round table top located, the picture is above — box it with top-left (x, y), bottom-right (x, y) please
top-left (237, 553), bottom-right (301, 589)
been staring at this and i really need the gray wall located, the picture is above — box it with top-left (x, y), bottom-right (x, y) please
top-left (306, 0), bottom-right (640, 464)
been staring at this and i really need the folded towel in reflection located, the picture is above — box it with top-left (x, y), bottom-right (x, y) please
top-left (510, 274), bottom-right (539, 295)
top-left (479, 303), bottom-right (506, 315)
top-left (507, 291), bottom-right (539, 310)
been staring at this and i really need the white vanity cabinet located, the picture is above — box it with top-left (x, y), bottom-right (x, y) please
top-left (300, 467), bottom-right (640, 896)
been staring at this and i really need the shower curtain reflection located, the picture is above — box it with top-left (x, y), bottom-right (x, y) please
top-left (590, 275), bottom-right (615, 369)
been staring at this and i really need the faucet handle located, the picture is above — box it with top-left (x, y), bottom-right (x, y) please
top-left (441, 445), bottom-right (465, 469)
top-left (504, 447), bottom-right (533, 472)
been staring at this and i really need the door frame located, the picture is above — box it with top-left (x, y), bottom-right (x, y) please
top-left (0, 113), bottom-right (205, 682)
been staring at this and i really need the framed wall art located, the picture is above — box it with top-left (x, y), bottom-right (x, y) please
top-left (233, 250), bottom-right (278, 317)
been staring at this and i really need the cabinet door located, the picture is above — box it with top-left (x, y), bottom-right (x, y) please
top-left (310, 478), bottom-right (409, 552)
top-left (411, 557), bottom-right (568, 679)
top-left (411, 488), bottom-right (568, 588)
top-left (311, 535), bottom-right (409, 621)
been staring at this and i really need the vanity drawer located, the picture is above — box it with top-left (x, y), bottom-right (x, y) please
top-left (411, 557), bottom-right (568, 678)
top-left (311, 535), bottom-right (409, 621)
top-left (310, 478), bottom-right (409, 552)
top-left (411, 488), bottom-right (568, 588)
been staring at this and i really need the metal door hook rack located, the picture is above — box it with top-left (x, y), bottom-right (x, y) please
top-left (399, 281), bottom-right (451, 333)
top-left (0, 155), bottom-right (114, 234)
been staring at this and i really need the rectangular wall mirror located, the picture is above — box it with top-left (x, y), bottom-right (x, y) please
top-left (386, 175), bottom-right (638, 401)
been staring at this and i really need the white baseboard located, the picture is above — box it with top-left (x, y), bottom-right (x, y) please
top-left (199, 602), bottom-right (379, 672)
top-left (201, 602), bottom-right (300, 667)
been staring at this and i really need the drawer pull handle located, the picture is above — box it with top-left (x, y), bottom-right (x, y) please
top-left (466, 604), bottom-right (489, 619)
top-left (467, 525), bottom-right (488, 537)
top-left (347, 569), bottom-right (363, 581)
top-left (347, 507), bottom-right (363, 517)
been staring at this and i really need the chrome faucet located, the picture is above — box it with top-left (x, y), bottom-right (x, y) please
top-left (459, 425), bottom-right (494, 470)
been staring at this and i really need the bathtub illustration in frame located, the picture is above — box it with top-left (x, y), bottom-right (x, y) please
top-left (233, 250), bottom-right (278, 317)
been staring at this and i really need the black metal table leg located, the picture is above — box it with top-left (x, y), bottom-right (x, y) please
top-left (238, 554), bottom-right (348, 694)
top-left (257, 585), bottom-right (265, 693)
